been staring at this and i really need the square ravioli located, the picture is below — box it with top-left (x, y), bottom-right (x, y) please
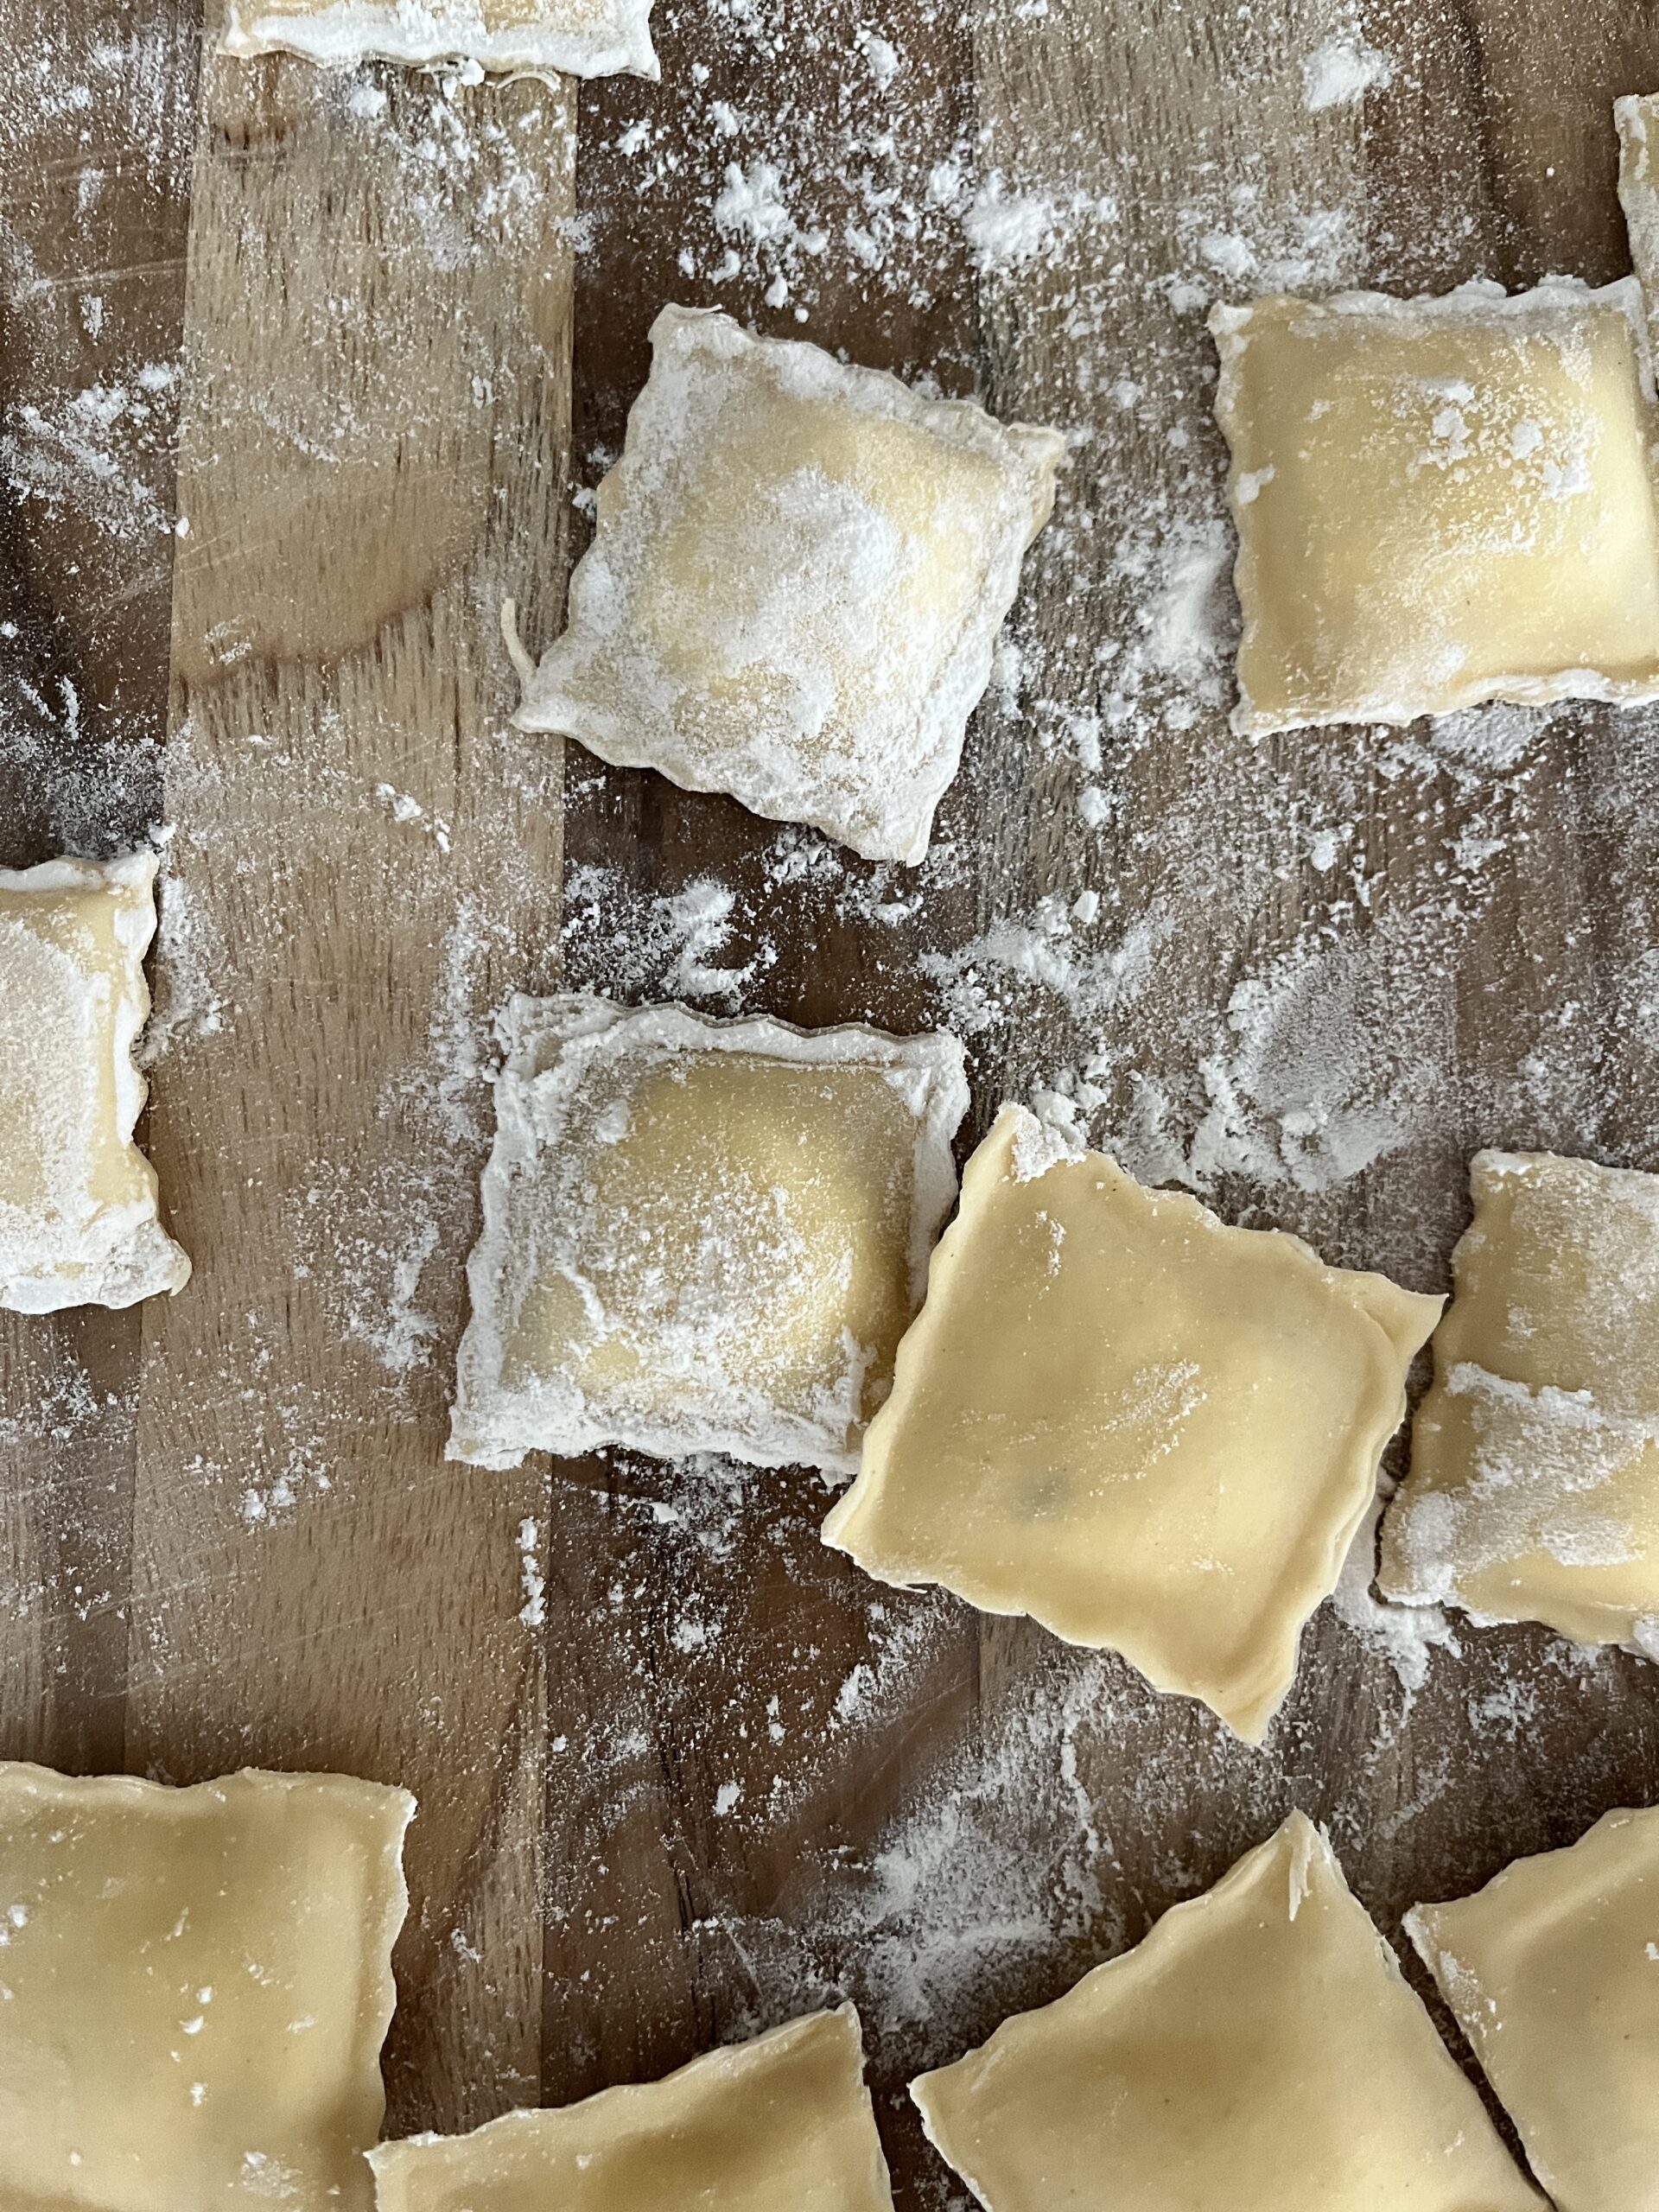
top-left (912, 1813), bottom-right (1541, 2212)
top-left (221, 0), bottom-right (658, 77)
top-left (1210, 276), bottom-right (1659, 733)
top-left (514, 306), bottom-right (1064, 864)
top-left (1618, 96), bottom-right (1659, 321)
top-left (823, 1105), bottom-right (1440, 1739)
top-left (0, 1763), bottom-right (412, 2212)
top-left (0, 853), bottom-right (190, 1313)
top-left (370, 2005), bottom-right (894, 2211)
top-left (1408, 1804), bottom-right (1659, 2212)
top-left (448, 995), bottom-right (969, 1474)
top-left (1379, 1149), bottom-right (1659, 1651)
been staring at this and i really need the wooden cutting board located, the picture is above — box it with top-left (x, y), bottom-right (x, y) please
top-left (2, 0), bottom-right (1656, 2201)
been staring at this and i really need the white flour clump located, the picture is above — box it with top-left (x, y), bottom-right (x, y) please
top-left (1330, 1489), bottom-right (1460, 1698)
top-left (1302, 35), bottom-right (1395, 111)
top-left (713, 159), bottom-right (799, 247)
top-left (963, 173), bottom-right (1058, 270)
top-left (517, 1517), bottom-right (546, 1629)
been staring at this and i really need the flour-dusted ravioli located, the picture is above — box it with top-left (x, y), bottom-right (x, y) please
top-left (823, 1105), bottom-right (1440, 1739)
top-left (1408, 1804), bottom-right (1659, 2212)
top-left (0, 852), bottom-right (190, 1313)
top-left (0, 1762), bottom-right (412, 2212)
top-left (371, 2006), bottom-right (894, 2212)
top-left (448, 995), bottom-right (969, 1474)
top-left (1618, 95), bottom-right (1659, 330)
top-left (515, 307), bottom-right (1064, 864)
top-left (1210, 276), bottom-right (1659, 733)
top-left (912, 1813), bottom-right (1541, 2212)
top-left (1380, 1149), bottom-right (1659, 1653)
top-left (221, 0), bottom-right (658, 78)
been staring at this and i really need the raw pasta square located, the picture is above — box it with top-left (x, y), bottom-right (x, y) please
top-left (448, 995), bottom-right (969, 1474)
top-left (370, 2005), bottom-right (894, 2211)
top-left (911, 1813), bottom-right (1541, 2212)
top-left (0, 852), bottom-right (190, 1313)
top-left (220, 0), bottom-right (658, 77)
top-left (1408, 1805), bottom-right (1659, 2212)
top-left (514, 306), bottom-right (1064, 865)
top-left (1210, 276), bottom-right (1659, 733)
top-left (0, 1763), bottom-right (412, 2212)
top-left (1379, 1148), bottom-right (1659, 1652)
top-left (823, 1104), bottom-right (1440, 1740)
top-left (1618, 95), bottom-right (1659, 327)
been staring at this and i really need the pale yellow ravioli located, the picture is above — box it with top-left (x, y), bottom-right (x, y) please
top-left (912, 1813), bottom-right (1541, 2212)
top-left (516, 307), bottom-right (1063, 864)
top-left (448, 995), bottom-right (968, 1474)
top-left (0, 853), bottom-right (189, 1312)
top-left (1409, 1803), bottom-right (1659, 2212)
top-left (1618, 94), bottom-right (1659, 337)
top-left (0, 1763), bottom-right (412, 2211)
top-left (823, 1105), bottom-right (1440, 1739)
top-left (220, 0), bottom-right (658, 77)
top-left (1380, 1149), bottom-right (1659, 1651)
top-left (1211, 275), bottom-right (1659, 732)
top-left (371, 2006), bottom-right (893, 2212)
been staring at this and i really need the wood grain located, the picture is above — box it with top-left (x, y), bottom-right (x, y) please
top-left (127, 25), bottom-right (573, 2135)
top-left (2, 1), bottom-right (1658, 2206)
top-left (0, 0), bottom-right (198, 1774)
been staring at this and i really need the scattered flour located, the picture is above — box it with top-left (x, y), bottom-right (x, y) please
top-left (563, 863), bottom-right (765, 1007)
top-left (5, 8), bottom-right (1656, 2184)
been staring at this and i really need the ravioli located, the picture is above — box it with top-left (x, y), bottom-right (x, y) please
top-left (0, 852), bottom-right (189, 1312)
top-left (370, 2006), bottom-right (893, 2212)
top-left (448, 995), bottom-right (968, 1473)
top-left (912, 1813), bottom-right (1541, 2211)
top-left (1211, 275), bottom-right (1659, 732)
top-left (1409, 1804), bottom-right (1659, 2212)
top-left (0, 1763), bottom-right (411, 2211)
top-left (221, 0), bottom-right (658, 77)
top-left (1380, 1148), bottom-right (1659, 1653)
top-left (515, 306), bottom-right (1063, 863)
top-left (823, 1105), bottom-right (1440, 1739)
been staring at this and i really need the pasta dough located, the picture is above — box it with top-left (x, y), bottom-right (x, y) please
top-left (220, 0), bottom-right (658, 78)
top-left (911, 1812), bottom-right (1541, 2212)
top-left (448, 995), bottom-right (968, 1474)
top-left (0, 853), bottom-right (190, 1313)
top-left (1618, 96), bottom-right (1659, 334)
top-left (0, 1762), bottom-right (412, 2211)
top-left (369, 2005), bottom-right (894, 2211)
top-left (823, 1105), bottom-right (1440, 1739)
top-left (1211, 276), bottom-right (1659, 732)
top-left (515, 306), bottom-right (1064, 864)
top-left (1379, 1149), bottom-right (1659, 1653)
top-left (1408, 1804), bottom-right (1659, 2212)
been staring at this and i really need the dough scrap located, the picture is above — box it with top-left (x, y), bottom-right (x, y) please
top-left (823, 1104), bottom-right (1440, 1739)
top-left (0, 853), bottom-right (190, 1313)
top-left (1618, 95), bottom-right (1659, 339)
top-left (0, 1762), bottom-right (412, 2212)
top-left (1210, 275), bottom-right (1659, 733)
top-left (1408, 1803), bottom-right (1659, 2212)
top-left (220, 0), bottom-right (658, 78)
top-left (515, 306), bottom-right (1064, 864)
top-left (370, 2005), bottom-right (894, 2211)
top-left (911, 1812), bottom-right (1541, 2212)
top-left (1379, 1149), bottom-right (1659, 1651)
top-left (448, 994), bottom-right (969, 1474)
